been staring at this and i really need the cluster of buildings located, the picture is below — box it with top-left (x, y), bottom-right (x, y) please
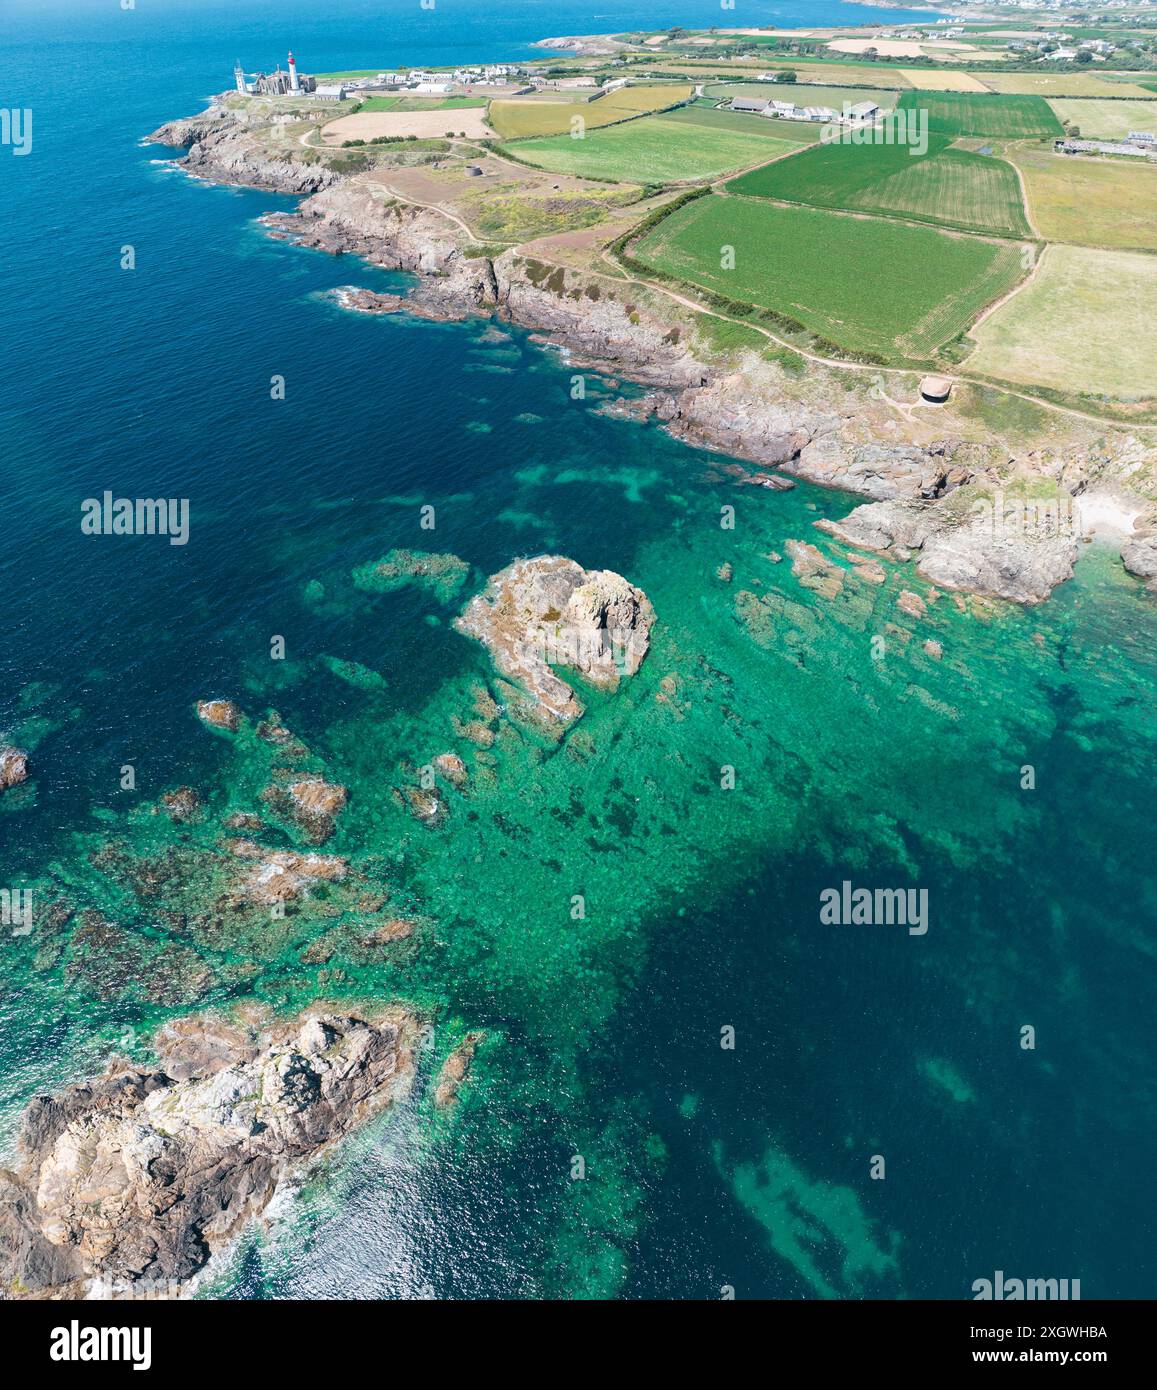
top-left (451, 64), bottom-right (526, 86)
top-left (1010, 32), bottom-right (1155, 59)
top-left (1055, 130), bottom-right (1157, 160)
top-left (347, 72), bottom-right (454, 94)
top-left (234, 53), bottom-right (347, 101)
top-left (730, 95), bottom-right (880, 126)
top-left (232, 54), bottom-right (534, 104)
top-left (1006, 0), bottom-right (1140, 8)
top-left (986, 0), bottom-right (1106, 9)
top-left (337, 65), bottom-right (530, 95)
top-left (1033, 36), bottom-right (1118, 60)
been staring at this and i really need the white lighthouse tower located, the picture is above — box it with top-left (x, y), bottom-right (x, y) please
top-left (288, 50), bottom-right (301, 94)
top-left (234, 60), bottom-right (246, 94)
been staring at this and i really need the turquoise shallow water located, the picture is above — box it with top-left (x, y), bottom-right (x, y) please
top-left (1, 0), bottom-right (1155, 1300)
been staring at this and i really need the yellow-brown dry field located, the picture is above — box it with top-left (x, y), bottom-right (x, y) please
top-left (322, 108), bottom-right (492, 143)
top-left (981, 72), bottom-right (1157, 98)
top-left (1047, 98), bottom-right (1157, 140)
top-left (1009, 145), bottom-right (1157, 253)
top-left (968, 244), bottom-right (1157, 400)
top-left (897, 68), bottom-right (991, 92)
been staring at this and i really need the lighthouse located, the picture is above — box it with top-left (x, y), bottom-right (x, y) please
top-left (288, 50), bottom-right (301, 94)
top-left (234, 60), bottom-right (246, 94)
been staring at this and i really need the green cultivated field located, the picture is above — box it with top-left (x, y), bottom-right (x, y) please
top-left (898, 91), bottom-right (1063, 140)
top-left (727, 134), bottom-right (1032, 238)
top-left (489, 84), bottom-right (691, 139)
top-left (512, 115), bottom-right (801, 183)
top-left (661, 104), bottom-right (824, 143)
top-left (634, 194), bottom-right (1027, 360)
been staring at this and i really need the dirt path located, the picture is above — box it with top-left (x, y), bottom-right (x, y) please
top-left (1009, 154), bottom-right (1041, 239)
top-left (367, 177), bottom-right (499, 245)
top-left (968, 240), bottom-right (1048, 335)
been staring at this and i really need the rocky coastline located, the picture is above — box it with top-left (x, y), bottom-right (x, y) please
top-left (147, 105), bottom-right (1157, 607)
top-left (0, 1008), bottom-right (422, 1299)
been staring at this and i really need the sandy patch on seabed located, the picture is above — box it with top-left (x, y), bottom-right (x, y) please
top-left (322, 109), bottom-right (492, 143)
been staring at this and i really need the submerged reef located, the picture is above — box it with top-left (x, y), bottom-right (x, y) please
top-left (3, 485), bottom-right (1154, 1299)
top-left (352, 549), bottom-right (472, 605)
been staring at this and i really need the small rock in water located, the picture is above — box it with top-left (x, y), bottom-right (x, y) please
top-left (362, 917), bottom-right (417, 947)
top-left (400, 784), bottom-right (445, 828)
top-left (785, 540), bottom-right (844, 600)
top-left (225, 842), bottom-right (349, 907)
top-left (898, 590), bottom-right (928, 619)
top-left (850, 557), bottom-right (887, 585)
top-left (159, 787), bottom-right (202, 823)
top-left (256, 715), bottom-right (295, 745)
top-left (432, 752), bottom-right (469, 788)
top-left (434, 1032), bottom-right (485, 1108)
top-left (287, 777), bottom-right (348, 843)
top-left (0, 745), bottom-right (29, 791)
top-left (196, 699), bottom-right (241, 732)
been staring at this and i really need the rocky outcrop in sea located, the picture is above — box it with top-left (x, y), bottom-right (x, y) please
top-left (0, 1009), bottom-right (420, 1298)
top-left (455, 555), bottom-right (655, 724)
top-left (817, 499), bottom-right (1079, 606)
top-left (0, 745), bottom-right (28, 791)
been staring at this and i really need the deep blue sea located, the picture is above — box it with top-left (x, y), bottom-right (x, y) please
top-left (1, 0), bottom-right (1155, 1302)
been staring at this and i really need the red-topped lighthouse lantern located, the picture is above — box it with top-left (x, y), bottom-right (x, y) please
top-left (288, 50), bottom-right (301, 94)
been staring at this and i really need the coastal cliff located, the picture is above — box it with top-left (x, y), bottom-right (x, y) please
top-left (147, 107), bottom-right (1157, 606)
top-left (151, 110), bottom-right (339, 194)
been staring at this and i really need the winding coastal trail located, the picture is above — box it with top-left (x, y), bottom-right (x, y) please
top-left (345, 159), bottom-right (1157, 434)
top-left (368, 179), bottom-right (500, 246)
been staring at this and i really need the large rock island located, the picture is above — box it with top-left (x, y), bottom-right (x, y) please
top-left (455, 555), bottom-right (655, 724)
